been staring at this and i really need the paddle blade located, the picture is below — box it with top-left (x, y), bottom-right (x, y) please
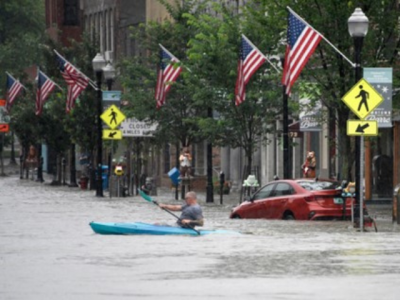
top-left (138, 189), bottom-right (153, 202)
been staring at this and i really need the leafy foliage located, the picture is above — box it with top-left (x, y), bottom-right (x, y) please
top-left (0, 0), bottom-right (45, 95)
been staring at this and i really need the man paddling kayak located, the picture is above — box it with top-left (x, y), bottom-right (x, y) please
top-left (159, 191), bottom-right (204, 228)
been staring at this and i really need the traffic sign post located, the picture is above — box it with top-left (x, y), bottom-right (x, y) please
top-left (100, 104), bottom-right (126, 198)
top-left (342, 77), bottom-right (383, 230)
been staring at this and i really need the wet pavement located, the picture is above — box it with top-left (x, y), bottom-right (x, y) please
top-left (1, 171), bottom-right (400, 300)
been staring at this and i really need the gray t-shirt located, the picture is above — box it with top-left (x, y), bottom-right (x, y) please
top-left (177, 204), bottom-right (203, 226)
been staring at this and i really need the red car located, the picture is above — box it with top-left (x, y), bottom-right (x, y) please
top-left (230, 179), bottom-right (355, 220)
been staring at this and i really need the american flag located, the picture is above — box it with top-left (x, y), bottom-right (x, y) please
top-left (5, 73), bottom-right (24, 112)
top-left (282, 9), bottom-right (322, 95)
top-left (55, 52), bottom-right (89, 113)
top-left (235, 35), bottom-right (266, 106)
top-left (36, 69), bottom-right (56, 115)
top-left (155, 45), bottom-right (182, 109)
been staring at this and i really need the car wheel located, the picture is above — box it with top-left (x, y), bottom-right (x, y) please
top-left (283, 212), bottom-right (295, 220)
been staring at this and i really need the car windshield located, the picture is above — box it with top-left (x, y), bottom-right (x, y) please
top-left (296, 180), bottom-right (340, 191)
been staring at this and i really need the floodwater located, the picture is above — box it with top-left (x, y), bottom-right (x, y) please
top-left (1, 175), bottom-right (400, 300)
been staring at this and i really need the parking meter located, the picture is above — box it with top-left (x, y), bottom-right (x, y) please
top-left (219, 171), bottom-right (225, 204)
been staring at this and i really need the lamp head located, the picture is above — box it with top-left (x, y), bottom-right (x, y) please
top-left (92, 53), bottom-right (106, 72)
top-left (103, 63), bottom-right (116, 81)
top-left (348, 8), bottom-right (369, 37)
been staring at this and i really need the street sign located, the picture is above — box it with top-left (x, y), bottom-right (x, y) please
top-left (341, 78), bottom-right (384, 120)
top-left (0, 124), bottom-right (9, 133)
top-left (102, 91), bottom-right (121, 109)
top-left (347, 120), bottom-right (378, 136)
top-left (100, 104), bottom-right (126, 129)
top-left (120, 118), bottom-right (158, 137)
top-left (102, 129), bottom-right (123, 140)
top-left (364, 68), bottom-right (392, 128)
top-left (0, 99), bottom-right (10, 131)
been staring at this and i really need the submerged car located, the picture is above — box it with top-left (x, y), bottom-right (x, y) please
top-left (230, 179), bottom-right (356, 220)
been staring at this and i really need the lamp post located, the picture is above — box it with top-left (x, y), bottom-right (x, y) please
top-left (206, 106), bottom-right (214, 203)
top-left (92, 53), bottom-right (106, 197)
top-left (102, 62), bottom-right (116, 195)
top-left (348, 8), bottom-right (369, 229)
top-left (280, 56), bottom-right (290, 179)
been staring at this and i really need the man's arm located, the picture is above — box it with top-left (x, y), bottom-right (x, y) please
top-left (159, 203), bottom-right (182, 211)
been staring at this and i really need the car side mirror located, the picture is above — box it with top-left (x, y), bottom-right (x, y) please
top-left (244, 195), bottom-right (252, 202)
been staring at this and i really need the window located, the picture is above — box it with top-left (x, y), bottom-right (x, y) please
top-left (273, 183), bottom-right (293, 196)
top-left (252, 184), bottom-right (275, 200)
top-left (64, 0), bottom-right (79, 26)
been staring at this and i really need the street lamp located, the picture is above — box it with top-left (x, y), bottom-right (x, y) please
top-left (348, 8), bottom-right (369, 228)
top-left (92, 53), bottom-right (106, 197)
top-left (103, 62), bottom-right (116, 91)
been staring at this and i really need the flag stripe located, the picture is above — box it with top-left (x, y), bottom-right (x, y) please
top-left (36, 70), bottom-right (56, 115)
top-left (155, 46), bottom-right (182, 109)
top-left (282, 10), bottom-right (322, 95)
top-left (235, 35), bottom-right (266, 106)
top-left (56, 53), bottom-right (89, 113)
top-left (6, 74), bottom-right (24, 112)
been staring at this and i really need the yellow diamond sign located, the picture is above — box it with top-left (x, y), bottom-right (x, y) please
top-left (102, 129), bottom-right (123, 140)
top-left (347, 120), bottom-right (378, 136)
top-left (341, 78), bottom-right (384, 120)
top-left (101, 104), bottom-right (126, 129)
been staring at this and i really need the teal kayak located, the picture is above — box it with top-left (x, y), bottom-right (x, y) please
top-left (89, 221), bottom-right (240, 236)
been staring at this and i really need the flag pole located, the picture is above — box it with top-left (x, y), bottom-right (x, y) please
top-left (287, 6), bottom-right (355, 68)
top-left (159, 44), bottom-right (179, 61)
top-left (242, 35), bottom-right (281, 73)
top-left (53, 49), bottom-right (99, 90)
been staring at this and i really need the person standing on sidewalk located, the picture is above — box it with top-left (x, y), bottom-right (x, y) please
top-left (159, 191), bottom-right (204, 228)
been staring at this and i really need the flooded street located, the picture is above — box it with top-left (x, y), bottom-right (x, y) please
top-left (1, 175), bottom-right (400, 300)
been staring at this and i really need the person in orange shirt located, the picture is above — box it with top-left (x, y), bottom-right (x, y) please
top-left (302, 151), bottom-right (316, 178)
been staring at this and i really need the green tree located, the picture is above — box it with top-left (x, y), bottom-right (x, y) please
top-left (39, 34), bottom-right (99, 181)
top-left (120, 0), bottom-right (207, 149)
top-left (0, 0), bottom-right (45, 165)
top-left (185, 1), bottom-right (283, 175)
top-left (0, 0), bottom-right (45, 93)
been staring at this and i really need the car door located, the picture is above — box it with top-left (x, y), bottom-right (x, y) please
top-left (246, 183), bottom-right (276, 218)
top-left (263, 183), bottom-right (294, 219)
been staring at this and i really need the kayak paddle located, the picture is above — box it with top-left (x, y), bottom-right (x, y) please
top-left (138, 189), bottom-right (201, 235)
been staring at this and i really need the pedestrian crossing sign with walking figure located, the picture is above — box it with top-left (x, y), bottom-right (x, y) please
top-left (101, 104), bottom-right (126, 129)
top-left (341, 78), bottom-right (384, 120)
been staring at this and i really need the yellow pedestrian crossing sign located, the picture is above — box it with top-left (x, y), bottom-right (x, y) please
top-left (101, 104), bottom-right (126, 129)
top-left (347, 120), bottom-right (378, 136)
top-left (102, 129), bottom-right (123, 140)
top-left (341, 78), bottom-right (384, 120)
